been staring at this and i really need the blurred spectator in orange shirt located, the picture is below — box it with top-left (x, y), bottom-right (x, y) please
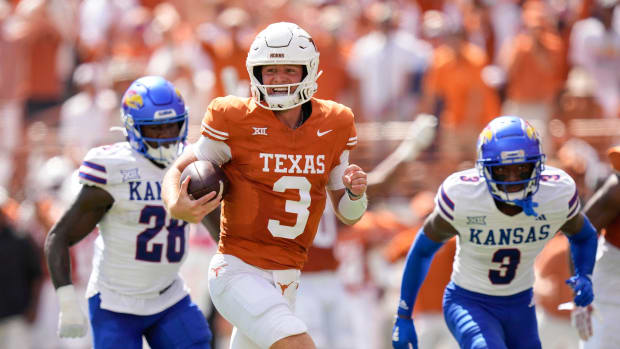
top-left (8, 0), bottom-right (65, 200)
top-left (198, 7), bottom-right (252, 98)
top-left (311, 5), bottom-right (352, 103)
top-left (500, 0), bottom-right (565, 154)
top-left (420, 17), bottom-right (500, 166)
top-left (460, 0), bottom-right (497, 64)
top-left (0, 1), bottom-right (26, 191)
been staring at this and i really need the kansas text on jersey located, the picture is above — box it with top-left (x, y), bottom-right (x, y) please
top-left (435, 167), bottom-right (580, 296)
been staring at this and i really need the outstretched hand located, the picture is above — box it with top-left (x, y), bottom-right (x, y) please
top-left (566, 275), bottom-right (594, 306)
top-left (392, 317), bottom-right (418, 349)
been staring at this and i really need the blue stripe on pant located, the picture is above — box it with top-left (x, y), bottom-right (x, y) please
top-left (88, 294), bottom-right (212, 349)
top-left (442, 282), bottom-right (541, 349)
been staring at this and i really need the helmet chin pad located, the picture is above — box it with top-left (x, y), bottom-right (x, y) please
top-left (144, 139), bottom-right (184, 167)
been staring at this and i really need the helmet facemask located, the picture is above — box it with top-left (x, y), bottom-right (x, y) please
top-left (478, 157), bottom-right (545, 204)
top-left (123, 113), bottom-right (188, 167)
top-left (476, 116), bottom-right (546, 216)
top-left (121, 76), bottom-right (189, 167)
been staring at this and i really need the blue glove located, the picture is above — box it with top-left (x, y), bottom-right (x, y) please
top-left (566, 275), bottom-right (593, 307)
top-left (392, 317), bottom-right (417, 349)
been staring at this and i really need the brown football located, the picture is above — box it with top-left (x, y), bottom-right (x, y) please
top-left (180, 161), bottom-right (229, 199)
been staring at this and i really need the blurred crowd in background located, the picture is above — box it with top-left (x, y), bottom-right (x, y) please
top-left (0, 0), bottom-right (619, 348)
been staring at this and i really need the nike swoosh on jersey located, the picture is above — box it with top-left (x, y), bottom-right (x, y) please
top-left (317, 129), bottom-right (333, 137)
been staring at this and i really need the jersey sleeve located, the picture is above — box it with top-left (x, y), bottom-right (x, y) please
top-left (192, 137), bottom-right (232, 166)
top-left (326, 104), bottom-right (357, 190)
top-left (344, 110), bottom-right (358, 151)
top-left (200, 97), bottom-right (231, 142)
top-left (557, 172), bottom-right (581, 221)
top-left (434, 177), bottom-right (457, 223)
top-left (537, 167), bottom-right (581, 221)
top-left (326, 150), bottom-right (349, 190)
top-left (78, 146), bottom-right (120, 189)
top-left (433, 170), bottom-right (479, 224)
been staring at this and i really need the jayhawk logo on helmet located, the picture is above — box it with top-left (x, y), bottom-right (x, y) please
top-left (524, 122), bottom-right (538, 140)
top-left (175, 88), bottom-right (184, 103)
top-left (479, 127), bottom-right (494, 145)
top-left (123, 90), bottom-right (144, 110)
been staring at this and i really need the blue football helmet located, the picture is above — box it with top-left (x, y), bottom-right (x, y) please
top-left (121, 76), bottom-right (188, 167)
top-left (476, 116), bottom-right (545, 216)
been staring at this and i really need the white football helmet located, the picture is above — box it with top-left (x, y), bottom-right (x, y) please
top-left (246, 22), bottom-right (321, 110)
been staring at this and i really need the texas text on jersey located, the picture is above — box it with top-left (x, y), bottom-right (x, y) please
top-left (197, 96), bottom-right (357, 270)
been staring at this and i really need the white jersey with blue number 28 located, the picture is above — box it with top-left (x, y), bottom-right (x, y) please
top-left (78, 142), bottom-right (189, 315)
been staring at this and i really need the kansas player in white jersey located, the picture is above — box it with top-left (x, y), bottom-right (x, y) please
top-left (45, 77), bottom-right (215, 349)
top-left (392, 116), bottom-right (598, 349)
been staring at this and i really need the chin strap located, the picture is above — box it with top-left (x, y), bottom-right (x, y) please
top-left (512, 198), bottom-right (539, 217)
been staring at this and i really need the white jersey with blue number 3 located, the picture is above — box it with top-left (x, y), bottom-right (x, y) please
top-left (79, 142), bottom-right (189, 315)
top-left (435, 166), bottom-right (580, 296)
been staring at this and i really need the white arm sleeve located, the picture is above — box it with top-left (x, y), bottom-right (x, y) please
top-left (327, 150), bottom-right (349, 190)
top-left (192, 136), bottom-right (232, 166)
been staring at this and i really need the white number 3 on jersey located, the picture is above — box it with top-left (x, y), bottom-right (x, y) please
top-left (268, 176), bottom-right (311, 239)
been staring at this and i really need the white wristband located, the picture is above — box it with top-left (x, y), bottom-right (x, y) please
top-left (338, 191), bottom-right (368, 220)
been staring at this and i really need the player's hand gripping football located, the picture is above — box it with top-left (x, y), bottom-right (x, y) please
top-left (342, 164), bottom-right (367, 199)
top-left (392, 316), bottom-right (418, 349)
top-left (170, 175), bottom-right (221, 223)
top-left (56, 285), bottom-right (87, 338)
top-left (566, 275), bottom-right (594, 306)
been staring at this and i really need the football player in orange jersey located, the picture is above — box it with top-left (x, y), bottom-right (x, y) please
top-left (161, 22), bottom-right (368, 349)
top-left (578, 145), bottom-right (620, 348)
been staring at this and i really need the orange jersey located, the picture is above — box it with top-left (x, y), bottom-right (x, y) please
top-left (303, 246), bottom-right (339, 272)
top-left (604, 146), bottom-right (620, 248)
top-left (200, 96), bottom-right (357, 270)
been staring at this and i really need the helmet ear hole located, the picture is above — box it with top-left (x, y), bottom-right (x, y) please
top-left (253, 66), bottom-right (263, 84)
